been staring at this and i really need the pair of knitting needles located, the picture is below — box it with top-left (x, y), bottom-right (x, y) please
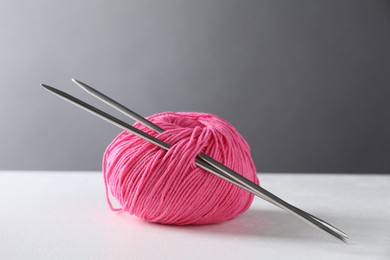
top-left (41, 79), bottom-right (348, 242)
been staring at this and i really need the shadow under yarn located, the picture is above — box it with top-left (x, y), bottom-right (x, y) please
top-left (180, 209), bottom-right (331, 242)
top-left (114, 201), bottom-right (389, 246)
top-left (157, 209), bottom-right (389, 245)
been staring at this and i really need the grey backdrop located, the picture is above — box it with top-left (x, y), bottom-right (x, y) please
top-left (1, 0), bottom-right (389, 173)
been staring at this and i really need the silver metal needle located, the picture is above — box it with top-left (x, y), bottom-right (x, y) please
top-left (41, 82), bottom-right (348, 242)
top-left (71, 79), bottom-right (348, 241)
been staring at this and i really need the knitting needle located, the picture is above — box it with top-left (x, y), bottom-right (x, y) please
top-left (42, 82), bottom-right (348, 242)
top-left (71, 79), bottom-right (348, 241)
top-left (41, 83), bottom-right (348, 242)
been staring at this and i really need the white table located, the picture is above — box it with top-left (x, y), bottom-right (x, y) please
top-left (0, 172), bottom-right (389, 260)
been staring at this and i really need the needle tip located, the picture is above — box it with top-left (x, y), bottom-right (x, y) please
top-left (71, 78), bottom-right (86, 88)
top-left (41, 83), bottom-right (50, 89)
top-left (71, 78), bottom-right (83, 86)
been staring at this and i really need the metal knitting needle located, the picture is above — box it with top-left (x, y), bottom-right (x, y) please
top-left (41, 83), bottom-right (348, 242)
top-left (71, 79), bottom-right (348, 241)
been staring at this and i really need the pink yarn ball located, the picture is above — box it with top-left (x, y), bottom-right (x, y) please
top-left (103, 112), bottom-right (258, 225)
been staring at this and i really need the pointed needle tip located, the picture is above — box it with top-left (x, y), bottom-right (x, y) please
top-left (71, 78), bottom-right (87, 88)
top-left (41, 83), bottom-right (50, 89)
top-left (72, 78), bottom-right (85, 87)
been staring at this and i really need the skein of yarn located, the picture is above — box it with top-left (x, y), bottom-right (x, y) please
top-left (103, 112), bottom-right (258, 225)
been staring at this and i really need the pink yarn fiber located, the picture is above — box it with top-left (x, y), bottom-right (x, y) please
top-left (103, 112), bottom-right (258, 225)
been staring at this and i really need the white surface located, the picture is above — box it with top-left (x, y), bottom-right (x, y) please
top-left (0, 172), bottom-right (389, 260)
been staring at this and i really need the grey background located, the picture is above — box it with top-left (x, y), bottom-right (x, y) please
top-left (1, 0), bottom-right (389, 173)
